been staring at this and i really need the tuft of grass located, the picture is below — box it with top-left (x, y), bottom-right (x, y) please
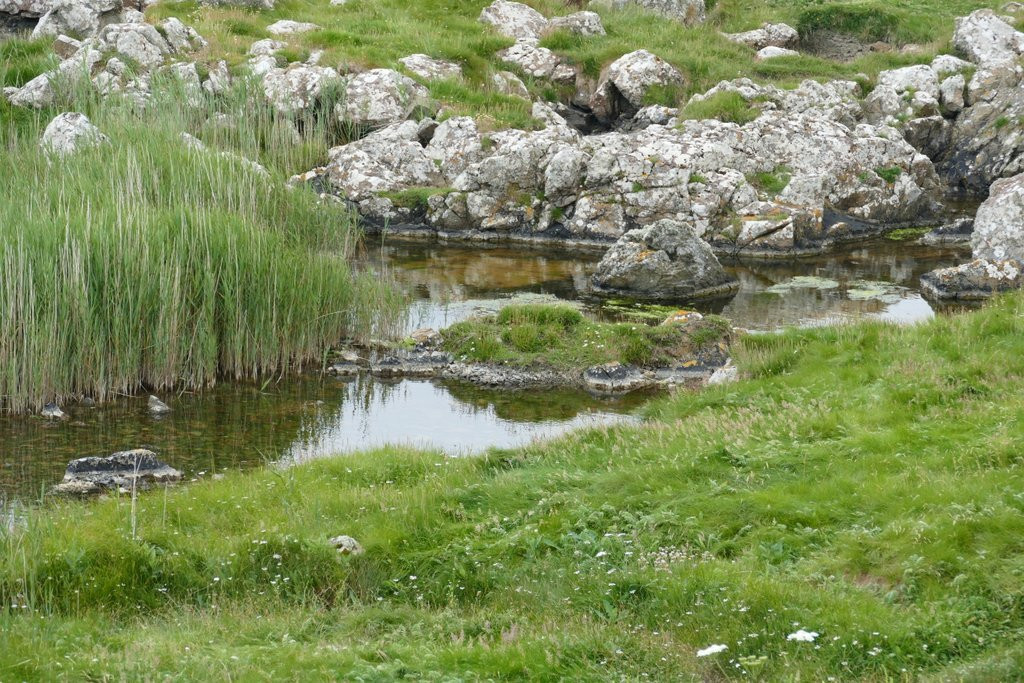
top-left (747, 165), bottom-right (792, 196)
top-left (379, 187), bottom-right (453, 210)
top-left (680, 91), bottom-right (761, 124)
top-left (0, 80), bottom-right (405, 413)
top-left (443, 304), bottom-right (727, 369)
top-left (875, 166), bottom-right (904, 184)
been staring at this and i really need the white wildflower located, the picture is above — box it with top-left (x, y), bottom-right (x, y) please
top-left (787, 629), bottom-right (819, 642)
top-left (696, 644), bottom-right (728, 657)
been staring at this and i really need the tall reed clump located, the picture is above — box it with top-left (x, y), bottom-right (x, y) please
top-left (0, 77), bottom-right (405, 414)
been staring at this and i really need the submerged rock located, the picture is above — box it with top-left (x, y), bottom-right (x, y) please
top-left (41, 402), bottom-right (67, 419)
top-left (148, 394), bottom-right (171, 415)
top-left (591, 219), bottom-right (738, 300)
top-left (54, 449), bottom-right (182, 495)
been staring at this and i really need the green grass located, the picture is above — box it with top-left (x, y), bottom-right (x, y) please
top-left (379, 187), bottom-right (454, 210)
top-left (441, 303), bottom-right (731, 369)
top-left (747, 165), bottom-right (793, 196)
top-left (0, 78), bottom-right (405, 413)
top-left (680, 91), bottom-right (762, 124)
top-left (125, 0), bottom-right (1008, 128)
top-left (3, 294), bottom-right (1024, 678)
top-left (875, 165), bottom-right (904, 183)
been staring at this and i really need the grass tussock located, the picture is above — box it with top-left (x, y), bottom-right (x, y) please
top-left (0, 77), bottom-right (405, 413)
top-left (2, 295), bottom-right (1024, 678)
top-left (441, 303), bottom-right (730, 368)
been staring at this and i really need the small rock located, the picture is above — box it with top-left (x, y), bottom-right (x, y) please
top-left (54, 449), bottom-right (182, 495)
top-left (921, 217), bottom-right (973, 246)
top-left (148, 395), bottom-right (171, 415)
top-left (707, 363), bottom-right (739, 385)
top-left (399, 54), bottom-right (463, 81)
top-left (547, 11), bottom-right (605, 37)
top-left (267, 19), bottom-right (320, 35)
top-left (410, 327), bottom-right (442, 346)
top-left (724, 22), bottom-right (799, 51)
top-left (491, 70), bottom-right (530, 98)
top-left (329, 534), bottom-right (364, 555)
top-left (40, 112), bottom-right (109, 157)
top-left (755, 46), bottom-right (799, 61)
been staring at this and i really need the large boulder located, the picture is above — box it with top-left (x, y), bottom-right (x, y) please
top-left (40, 111), bottom-right (108, 156)
top-left (972, 172), bottom-right (1024, 261)
top-left (479, 0), bottom-right (548, 42)
top-left (53, 449), bottom-right (182, 495)
top-left (724, 22), bottom-right (798, 50)
top-left (590, 49), bottom-right (685, 122)
top-left (339, 69), bottom-right (433, 127)
top-left (921, 172), bottom-right (1024, 300)
top-left (323, 120), bottom-right (444, 221)
top-left (921, 259), bottom-right (1023, 300)
top-left (591, 219), bottom-right (737, 300)
top-left (952, 9), bottom-right (1024, 66)
top-left (262, 63), bottom-right (342, 114)
top-left (593, 0), bottom-right (706, 26)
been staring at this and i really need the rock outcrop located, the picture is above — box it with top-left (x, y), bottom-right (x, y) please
top-left (590, 219), bottom-right (737, 300)
top-left (922, 172), bottom-right (1024, 299)
top-left (54, 449), bottom-right (182, 495)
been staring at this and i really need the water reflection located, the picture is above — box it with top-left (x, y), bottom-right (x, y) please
top-left (0, 375), bottom-right (641, 500)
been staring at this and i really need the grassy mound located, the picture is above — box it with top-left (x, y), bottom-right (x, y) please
top-left (440, 303), bottom-right (731, 369)
top-left (3, 294), bottom-right (1024, 678)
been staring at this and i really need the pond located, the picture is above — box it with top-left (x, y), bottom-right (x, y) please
top-left (0, 237), bottom-right (970, 501)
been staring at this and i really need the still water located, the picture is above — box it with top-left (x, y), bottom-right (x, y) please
top-left (0, 237), bottom-right (969, 500)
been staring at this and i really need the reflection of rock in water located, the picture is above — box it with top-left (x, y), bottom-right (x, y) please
top-left (441, 379), bottom-right (651, 422)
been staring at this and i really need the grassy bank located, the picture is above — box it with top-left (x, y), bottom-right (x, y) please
top-left (440, 303), bottom-right (731, 369)
top-left (134, 0), bottom-right (1010, 129)
top-left (2, 294), bottom-right (1024, 679)
top-left (0, 77), bottom-right (405, 413)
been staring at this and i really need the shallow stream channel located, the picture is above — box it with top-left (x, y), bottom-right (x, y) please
top-left (0, 237), bottom-right (971, 502)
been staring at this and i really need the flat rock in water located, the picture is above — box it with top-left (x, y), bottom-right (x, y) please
top-left (54, 449), bottom-right (182, 495)
top-left (583, 363), bottom-right (653, 394)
